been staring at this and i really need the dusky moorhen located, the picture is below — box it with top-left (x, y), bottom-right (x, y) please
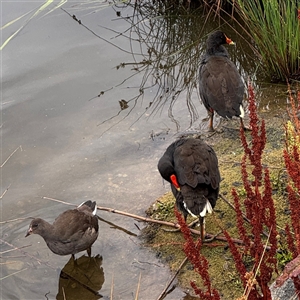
top-left (158, 138), bottom-right (221, 240)
top-left (26, 200), bottom-right (99, 259)
top-left (199, 30), bottom-right (247, 131)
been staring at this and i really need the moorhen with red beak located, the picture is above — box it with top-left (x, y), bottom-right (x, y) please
top-left (199, 30), bottom-right (246, 131)
top-left (26, 200), bottom-right (99, 259)
top-left (158, 138), bottom-right (221, 240)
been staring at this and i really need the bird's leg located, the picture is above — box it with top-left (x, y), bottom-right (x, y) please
top-left (86, 247), bottom-right (96, 268)
top-left (208, 110), bottom-right (215, 132)
top-left (71, 254), bottom-right (78, 267)
top-left (240, 117), bottom-right (251, 131)
top-left (87, 247), bottom-right (92, 258)
top-left (199, 216), bottom-right (221, 242)
top-left (199, 216), bottom-right (205, 241)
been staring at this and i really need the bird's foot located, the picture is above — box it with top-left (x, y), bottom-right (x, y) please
top-left (202, 230), bottom-right (222, 242)
top-left (242, 125), bottom-right (252, 131)
top-left (71, 254), bottom-right (80, 268)
top-left (240, 118), bottom-right (252, 131)
top-left (162, 219), bottom-right (200, 232)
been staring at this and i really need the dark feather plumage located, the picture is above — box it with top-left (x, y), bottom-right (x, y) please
top-left (158, 138), bottom-right (221, 226)
top-left (199, 30), bottom-right (245, 131)
top-left (26, 200), bottom-right (99, 258)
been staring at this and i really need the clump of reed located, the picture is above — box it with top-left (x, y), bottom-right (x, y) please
top-left (234, 0), bottom-right (300, 81)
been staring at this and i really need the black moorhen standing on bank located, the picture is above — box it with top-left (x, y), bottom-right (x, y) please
top-left (158, 138), bottom-right (221, 240)
top-left (26, 200), bottom-right (99, 259)
top-left (199, 30), bottom-right (246, 132)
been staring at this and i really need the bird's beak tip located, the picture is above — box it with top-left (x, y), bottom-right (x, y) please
top-left (25, 228), bottom-right (32, 237)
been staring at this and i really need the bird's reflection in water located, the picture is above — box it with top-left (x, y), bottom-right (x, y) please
top-left (56, 254), bottom-right (104, 300)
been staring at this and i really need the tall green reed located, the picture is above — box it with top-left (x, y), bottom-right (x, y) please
top-left (234, 0), bottom-right (299, 81)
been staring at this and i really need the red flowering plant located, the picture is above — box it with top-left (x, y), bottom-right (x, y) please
top-left (173, 84), bottom-right (300, 298)
top-left (281, 88), bottom-right (300, 292)
top-left (224, 83), bottom-right (278, 299)
top-left (174, 208), bottom-right (221, 299)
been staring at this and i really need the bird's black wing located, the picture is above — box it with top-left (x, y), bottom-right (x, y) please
top-left (199, 56), bottom-right (244, 118)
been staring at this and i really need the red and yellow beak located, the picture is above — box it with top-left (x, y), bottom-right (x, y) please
top-left (170, 174), bottom-right (180, 191)
top-left (225, 35), bottom-right (235, 45)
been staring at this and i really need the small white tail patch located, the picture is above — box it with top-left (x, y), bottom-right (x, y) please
top-left (184, 203), bottom-right (197, 218)
top-left (200, 200), bottom-right (213, 217)
top-left (92, 203), bottom-right (97, 215)
top-left (78, 201), bottom-right (97, 215)
top-left (239, 105), bottom-right (245, 118)
top-left (77, 201), bottom-right (85, 208)
top-left (183, 198), bottom-right (213, 218)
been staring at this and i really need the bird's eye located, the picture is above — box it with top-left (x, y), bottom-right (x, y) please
top-left (32, 223), bottom-right (38, 228)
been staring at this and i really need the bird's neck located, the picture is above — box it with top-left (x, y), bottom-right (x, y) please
top-left (38, 221), bottom-right (54, 239)
top-left (206, 45), bottom-right (228, 57)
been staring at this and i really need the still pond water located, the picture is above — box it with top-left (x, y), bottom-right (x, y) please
top-left (1, 1), bottom-right (287, 299)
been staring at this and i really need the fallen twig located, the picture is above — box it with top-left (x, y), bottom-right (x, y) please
top-left (42, 196), bottom-right (75, 207)
top-left (0, 217), bottom-right (32, 224)
top-left (219, 193), bottom-right (290, 236)
top-left (0, 244), bottom-right (31, 255)
top-left (219, 159), bottom-right (284, 170)
top-left (110, 273), bottom-right (114, 300)
top-left (219, 193), bottom-right (255, 228)
top-left (0, 238), bottom-right (55, 270)
top-left (0, 268), bottom-right (28, 281)
top-left (135, 272), bottom-right (142, 300)
top-left (1, 146), bottom-right (22, 168)
top-left (0, 184), bottom-right (11, 199)
top-left (42, 196), bottom-right (247, 245)
top-left (156, 256), bottom-right (188, 300)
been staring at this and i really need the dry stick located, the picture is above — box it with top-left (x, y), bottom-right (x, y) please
top-left (219, 160), bottom-right (284, 170)
top-left (243, 227), bottom-right (272, 298)
top-left (110, 273), bottom-right (114, 300)
top-left (0, 244), bottom-right (31, 255)
top-left (1, 268), bottom-right (28, 281)
top-left (134, 272), bottom-right (142, 300)
top-left (219, 193), bottom-right (290, 235)
top-left (1, 146), bottom-right (22, 168)
top-left (156, 256), bottom-right (188, 300)
top-left (0, 217), bottom-right (32, 224)
top-left (0, 184), bottom-right (11, 199)
top-left (42, 196), bottom-right (246, 245)
top-left (96, 205), bottom-right (245, 245)
top-left (0, 238), bottom-right (55, 270)
top-left (42, 196), bottom-right (76, 207)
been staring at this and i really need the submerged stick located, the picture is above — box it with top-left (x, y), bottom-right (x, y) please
top-left (1, 146), bottom-right (22, 168)
top-left (156, 256), bottom-right (188, 300)
top-left (0, 184), bottom-right (11, 199)
top-left (0, 244), bottom-right (31, 255)
top-left (134, 272), bottom-right (142, 300)
top-left (0, 238), bottom-right (55, 270)
top-left (0, 268), bottom-right (28, 281)
top-left (0, 217), bottom-right (32, 224)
